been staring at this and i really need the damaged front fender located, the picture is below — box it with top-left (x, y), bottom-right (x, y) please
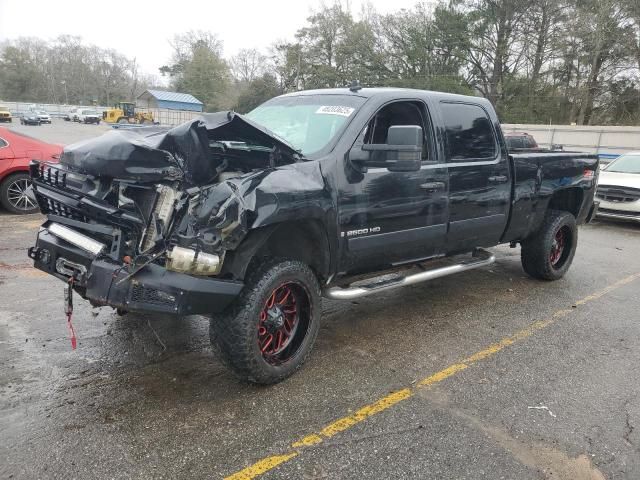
top-left (179, 161), bottom-right (333, 255)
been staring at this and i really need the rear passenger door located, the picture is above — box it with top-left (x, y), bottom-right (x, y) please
top-left (439, 102), bottom-right (510, 251)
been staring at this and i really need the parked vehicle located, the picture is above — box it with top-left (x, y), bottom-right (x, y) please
top-left (103, 102), bottom-right (153, 124)
top-left (0, 127), bottom-right (62, 214)
top-left (32, 110), bottom-right (52, 124)
top-left (28, 87), bottom-right (598, 383)
top-left (0, 105), bottom-right (12, 123)
top-left (19, 113), bottom-right (41, 126)
top-left (595, 152), bottom-right (640, 223)
top-left (77, 109), bottom-right (101, 124)
top-left (505, 131), bottom-right (563, 152)
top-left (504, 132), bottom-right (539, 150)
top-left (63, 108), bottom-right (77, 121)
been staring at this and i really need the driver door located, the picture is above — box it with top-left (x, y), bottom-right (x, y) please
top-left (337, 100), bottom-right (448, 274)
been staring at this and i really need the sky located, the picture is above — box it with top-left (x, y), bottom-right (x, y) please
top-left (0, 0), bottom-right (421, 78)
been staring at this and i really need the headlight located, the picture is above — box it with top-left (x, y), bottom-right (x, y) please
top-left (166, 246), bottom-right (222, 275)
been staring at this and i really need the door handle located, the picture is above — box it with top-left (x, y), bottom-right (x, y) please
top-left (488, 175), bottom-right (508, 183)
top-left (420, 181), bottom-right (446, 191)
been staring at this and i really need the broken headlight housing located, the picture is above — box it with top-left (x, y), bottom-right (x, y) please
top-left (166, 246), bottom-right (222, 276)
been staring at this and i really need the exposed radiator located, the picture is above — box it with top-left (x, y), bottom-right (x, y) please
top-left (139, 185), bottom-right (179, 253)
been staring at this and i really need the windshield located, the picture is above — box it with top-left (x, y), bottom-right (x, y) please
top-left (83, 110), bottom-right (98, 115)
top-left (605, 154), bottom-right (640, 174)
top-left (246, 94), bottom-right (366, 156)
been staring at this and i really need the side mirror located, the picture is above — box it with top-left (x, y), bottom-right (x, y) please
top-left (352, 125), bottom-right (423, 172)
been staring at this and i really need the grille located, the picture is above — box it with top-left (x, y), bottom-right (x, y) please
top-left (39, 196), bottom-right (88, 222)
top-left (34, 163), bottom-right (69, 188)
top-left (130, 284), bottom-right (177, 307)
top-left (596, 185), bottom-right (640, 203)
top-left (32, 163), bottom-right (89, 221)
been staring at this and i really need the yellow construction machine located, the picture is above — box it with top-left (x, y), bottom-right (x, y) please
top-left (103, 102), bottom-right (154, 124)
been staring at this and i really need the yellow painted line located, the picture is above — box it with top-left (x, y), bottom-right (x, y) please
top-left (319, 388), bottom-right (412, 438)
top-left (418, 362), bottom-right (468, 387)
top-left (224, 452), bottom-right (299, 480)
top-left (224, 272), bottom-right (640, 480)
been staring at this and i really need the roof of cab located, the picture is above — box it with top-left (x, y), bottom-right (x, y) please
top-left (278, 87), bottom-right (489, 104)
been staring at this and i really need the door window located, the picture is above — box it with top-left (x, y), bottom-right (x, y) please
top-left (362, 101), bottom-right (432, 162)
top-left (441, 102), bottom-right (497, 161)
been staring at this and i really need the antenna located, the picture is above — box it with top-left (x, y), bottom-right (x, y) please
top-left (349, 80), bottom-right (362, 92)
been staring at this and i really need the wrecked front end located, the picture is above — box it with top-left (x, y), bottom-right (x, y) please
top-left (28, 112), bottom-right (305, 315)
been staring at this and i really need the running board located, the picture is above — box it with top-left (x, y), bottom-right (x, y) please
top-left (323, 248), bottom-right (495, 300)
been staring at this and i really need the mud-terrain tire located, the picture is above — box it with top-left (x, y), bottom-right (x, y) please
top-left (210, 259), bottom-right (321, 384)
top-left (521, 210), bottom-right (577, 281)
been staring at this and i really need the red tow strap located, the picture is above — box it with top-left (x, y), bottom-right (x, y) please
top-left (65, 277), bottom-right (77, 350)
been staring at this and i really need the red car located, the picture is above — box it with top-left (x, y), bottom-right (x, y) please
top-left (0, 127), bottom-right (62, 214)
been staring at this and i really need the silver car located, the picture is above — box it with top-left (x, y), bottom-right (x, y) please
top-left (33, 110), bottom-right (51, 124)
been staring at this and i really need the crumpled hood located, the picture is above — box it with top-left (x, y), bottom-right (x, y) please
top-left (59, 112), bottom-right (300, 185)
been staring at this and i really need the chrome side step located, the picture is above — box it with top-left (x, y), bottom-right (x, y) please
top-left (323, 248), bottom-right (495, 300)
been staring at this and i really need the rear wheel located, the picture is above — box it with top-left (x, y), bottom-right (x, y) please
top-left (210, 259), bottom-right (321, 384)
top-left (521, 210), bottom-right (577, 280)
top-left (0, 173), bottom-right (39, 214)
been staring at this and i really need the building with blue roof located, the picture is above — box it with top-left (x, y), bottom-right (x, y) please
top-left (136, 89), bottom-right (204, 112)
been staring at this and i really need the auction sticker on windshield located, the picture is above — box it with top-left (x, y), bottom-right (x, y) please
top-left (316, 106), bottom-right (355, 117)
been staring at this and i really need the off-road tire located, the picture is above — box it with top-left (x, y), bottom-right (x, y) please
top-left (521, 210), bottom-right (577, 281)
top-left (210, 259), bottom-right (321, 384)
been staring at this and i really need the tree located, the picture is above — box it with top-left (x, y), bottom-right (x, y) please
top-left (160, 31), bottom-right (231, 110)
top-left (230, 48), bottom-right (267, 83)
top-left (0, 36), bottom-right (144, 105)
top-left (234, 73), bottom-right (282, 113)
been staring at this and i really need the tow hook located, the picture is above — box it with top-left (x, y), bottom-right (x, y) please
top-left (64, 277), bottom-right (77, 350)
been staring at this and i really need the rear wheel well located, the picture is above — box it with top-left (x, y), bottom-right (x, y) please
top-left (548, 188), bottom-right (584, 218)
top-left (222, 220), bottom-right (331, 283)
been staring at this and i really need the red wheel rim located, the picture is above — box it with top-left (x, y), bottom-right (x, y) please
top-left (550, 226), bottom-right (567, 267)
top-left (258, 282), bottom-right (310, 365)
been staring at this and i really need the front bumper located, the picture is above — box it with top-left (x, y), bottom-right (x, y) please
top-left (595, 198), bottom-right (640, 224)
top-left (596, 208), bottom-right (640, 224)
top-left (29, 227), bottom-right (243, 315)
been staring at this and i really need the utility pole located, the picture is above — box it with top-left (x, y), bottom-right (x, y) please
top-left (61, 80), bottom-right (69, 105)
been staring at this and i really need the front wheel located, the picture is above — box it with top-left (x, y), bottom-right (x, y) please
top-left (210, 259), bottom-right (321, 384)
top-left (521, 210), bottom-right (578, 281)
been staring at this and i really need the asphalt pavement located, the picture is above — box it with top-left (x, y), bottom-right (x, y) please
top-left (1, 121), bottom-right (639, 479)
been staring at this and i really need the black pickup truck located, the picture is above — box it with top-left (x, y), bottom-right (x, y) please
top-left (28, 87), bottom-right (599, 383)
